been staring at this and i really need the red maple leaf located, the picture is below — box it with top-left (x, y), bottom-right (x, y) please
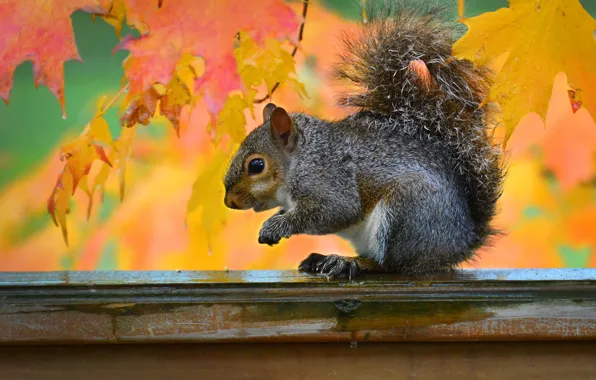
top-left (0, 0), bottom-right (107, 115)
top-left (115, 0), bottom-right (300, 119)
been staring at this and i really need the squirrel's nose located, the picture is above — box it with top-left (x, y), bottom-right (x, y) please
top-left (224, 193), bottom-right (240, 209)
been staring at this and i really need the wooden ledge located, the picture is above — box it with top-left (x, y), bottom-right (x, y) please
top-left (1, 269), bottom-right (595, 345)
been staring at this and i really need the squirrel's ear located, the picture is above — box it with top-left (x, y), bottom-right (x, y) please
top-left (263, 103), bottom-right (277, 123)
top-left (270, 107), bottom-right (297, 151)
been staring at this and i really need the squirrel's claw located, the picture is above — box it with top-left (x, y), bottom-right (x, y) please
top-left (299, 253), bottom-right (360, 279)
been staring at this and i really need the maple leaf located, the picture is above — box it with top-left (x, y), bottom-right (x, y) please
top-left (0, 0), bottom-right (107, 116)
top-left (119, 22), bottom-right (304, 141)
top-left (509, 72), bottom-right (596, 190)
top-left (119, 54), bottom-right (199, 133)
top-left (187, 149), bottom-right (231, 262)
top-left (235, 32), bottom-right (307, 105)
top-left (97, 0), bottom-right (126, 38)
top-left (120, 77), bottom-right (193, 135)
top-left (159, 77), bottom-right (193, 134)
top-left (47, 120), bottom-right (136, 245)
top-left (213, 95), bottom-right (251, 144)
top-left (47, 122), bottom-right (113, 245)
top-left (47, 168), bottom-right (74, 245)
top-left (76, 110), bottom-right (114, 218)
top-left (115, 0), bottom-right (301, 120)
top-left (47, 94), bottom-right (129, 244)
top-left (60, 135), bottom-right (112, 193)
top-left (120, 87), bottom-right (160, 127)
top-left (112, 125), bottom-right (137, 201)
top-left (453, 0), bottom-right (596, 143)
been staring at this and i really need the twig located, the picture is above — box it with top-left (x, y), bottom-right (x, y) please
top-left (98, 83), bottom-right (129, 116)
top-left (458, 0), bottom-right (465, 21)
top-left (254, 0), bottom-right (309, 104)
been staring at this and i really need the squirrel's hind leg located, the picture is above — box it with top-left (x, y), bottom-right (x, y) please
top-left (378, 176), bottom-right (475, 275)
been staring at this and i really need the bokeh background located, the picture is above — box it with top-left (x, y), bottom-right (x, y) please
top-left (1, 0), bottom-right (595, 271)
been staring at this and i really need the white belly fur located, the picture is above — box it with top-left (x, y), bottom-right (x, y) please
top-left (336, 201), bottom-right (388, 261)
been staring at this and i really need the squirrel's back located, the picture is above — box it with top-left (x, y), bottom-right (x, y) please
top-left (333, 1), bottom-right (504, 249)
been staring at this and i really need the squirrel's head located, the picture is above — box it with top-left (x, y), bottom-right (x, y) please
top-left (223, 103), bottom-right (298, 212)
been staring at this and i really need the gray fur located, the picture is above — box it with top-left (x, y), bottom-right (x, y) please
top-left (223, 3), bottom-right (504, 276)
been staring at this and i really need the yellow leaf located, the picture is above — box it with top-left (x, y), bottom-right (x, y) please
top-left (176, 54), bottom-right (202, 97)
top-left (187, 150), bottom-right (233, 268)
top-left (235, 32), bottom-right (306, 104)
top-left (47, 168), bottom-right (74, 246)
top-left (160, 76), bottom-right (193, 135)
top-left (100, 0), bottom-right (126, 39)
top-left (88, 116), bottom-right (113, 147)
top-left (216, 95), bottom-right (249, 144)
top-left (453, 0), bottom-right (596, 143)
top-left (92, 161), bottom-right (111, 200)
top-left (113, 125), bottom-right (137, 201)
top-left (60, 134), bottom-right (112, 193)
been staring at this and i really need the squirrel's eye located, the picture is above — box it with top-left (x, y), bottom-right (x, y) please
top-left (248, 158), bottom-right (265, 175)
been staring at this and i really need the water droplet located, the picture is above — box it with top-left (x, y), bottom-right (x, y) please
top-left (62, 113), bottom-right (67, 120)
top-left (350, 341), bottom-right (358, 349)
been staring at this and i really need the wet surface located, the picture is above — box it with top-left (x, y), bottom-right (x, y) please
top-left (1, 269), bottom-right (595, 344)
top-left (1, 268), bottom-right (595, 286)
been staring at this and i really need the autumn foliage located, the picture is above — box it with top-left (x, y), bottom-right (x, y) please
top-left (453, 0), bottom-right (596, 143)
top-left (0, 0), bottom-right (595, 270)
top-left (2, 0), bottom-right (305, 246)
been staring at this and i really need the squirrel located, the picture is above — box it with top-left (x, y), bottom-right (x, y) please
top-left (223, 2), bottom-right (504, 278)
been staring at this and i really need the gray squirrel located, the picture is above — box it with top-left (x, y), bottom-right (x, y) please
top-left (223, 3), bottom-right (504, 278)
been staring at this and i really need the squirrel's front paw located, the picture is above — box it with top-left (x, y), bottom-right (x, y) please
top-left (258, 214), bottom-right (290, 246)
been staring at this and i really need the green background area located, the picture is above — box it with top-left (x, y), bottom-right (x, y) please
top-left (1, 0), bottom-right (595, 189)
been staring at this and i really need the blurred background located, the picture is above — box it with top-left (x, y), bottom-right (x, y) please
top-left (1, 0), bottom-right (595, 271)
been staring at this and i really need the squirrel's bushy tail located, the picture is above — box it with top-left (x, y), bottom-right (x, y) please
top-left (334, 1), bottom-right (504, 247)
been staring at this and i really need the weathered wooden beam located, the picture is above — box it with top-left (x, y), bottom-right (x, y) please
top-left (2, 342), bottom-right (596, 380)
top-left (1, 269), bottom-right (595, 344)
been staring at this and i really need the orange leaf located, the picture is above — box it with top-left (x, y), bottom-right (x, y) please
top-left (115, 0), bottom-right (300, 119)
top-left (0, 0), bottom-right (107, 115)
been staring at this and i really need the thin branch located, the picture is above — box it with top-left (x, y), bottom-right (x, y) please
top-left (98, 84), bottom-right (129, 117)
top-left (254, 0), bottom-right (309, 104)
top-left (458, 0), bottom-right (465, 21)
